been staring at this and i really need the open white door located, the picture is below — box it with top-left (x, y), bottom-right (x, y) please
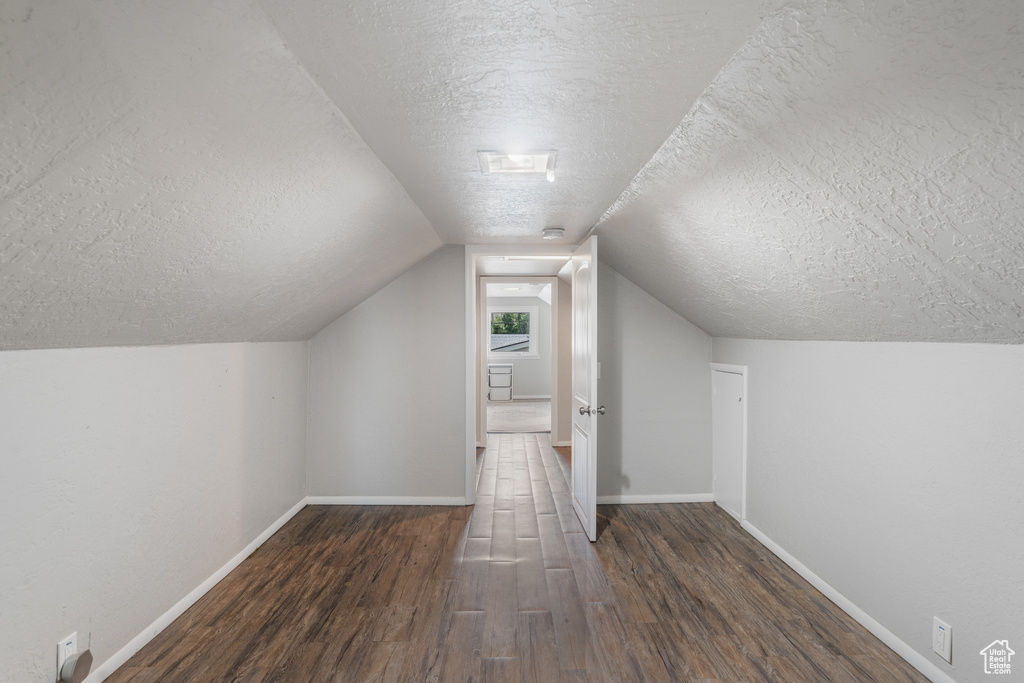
top-left (571, 236), bottom-right (600, 541)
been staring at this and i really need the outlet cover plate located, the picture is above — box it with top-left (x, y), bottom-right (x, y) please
top-left (932, 617), bottom-right (952, 663)
top-left (57, 632), bottom-right (77, 672)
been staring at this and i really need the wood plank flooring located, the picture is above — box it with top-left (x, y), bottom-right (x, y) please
top-left (108, 433), bottom-right (926, 682)
top-left (486, 399), bottom-right (552, 433)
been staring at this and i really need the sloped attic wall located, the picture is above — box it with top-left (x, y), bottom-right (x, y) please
top-left (596, 0), bottom-right (1024, 342)
top-left (0, 0), bottom-right (441, 350)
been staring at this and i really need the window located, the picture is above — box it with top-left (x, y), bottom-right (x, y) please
top-left (488, 305), bottom-right (539, 358)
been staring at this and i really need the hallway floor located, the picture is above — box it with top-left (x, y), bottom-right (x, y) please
top-left (486, 399), bottom-right (551, 433)
top-left (107, 433), bottom-right (926, 682)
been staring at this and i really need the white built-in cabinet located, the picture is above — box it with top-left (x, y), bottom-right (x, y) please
top-left (487, 363), bottom-right (513, 401)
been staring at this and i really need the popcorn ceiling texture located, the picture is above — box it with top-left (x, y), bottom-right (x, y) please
top-left (259, 0), bottom-right (765, 245)
top-left (0, 0), bottom-right (441, 350)
top-left (3, 0), bottom-right (1022, 349)
top-left (596, 0), bottom-right (1024, 342)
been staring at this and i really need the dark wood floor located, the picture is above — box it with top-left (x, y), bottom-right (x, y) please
top-left (109, 433), bottom-right (926, 682)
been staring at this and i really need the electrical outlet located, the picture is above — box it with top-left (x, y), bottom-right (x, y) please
top-left (932, 617), bottom-right (952, 663)
top-left (57, 632), bottom-right (77, 673)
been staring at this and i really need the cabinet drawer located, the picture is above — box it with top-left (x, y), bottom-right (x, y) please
top-left (488, 373), bottom-right (512, 388)
top-left (489, 387), bottom-right (512, 402)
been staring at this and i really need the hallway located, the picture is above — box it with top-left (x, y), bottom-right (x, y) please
top-left (107, 433), bottom-right (925, 681)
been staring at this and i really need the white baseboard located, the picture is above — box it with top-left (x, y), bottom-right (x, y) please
top-left (596, 493), bottom-right (714, 504)
top-left (511, 394), bottom-right (551, 400)
top-left (306, 495), bottom-right (467, 506)
top-left (87, 498), bottom-right (307, 682)
top-left (553, 440), bottom-right (571, 447)
top-left (740, 521), bottom-right (955, 683)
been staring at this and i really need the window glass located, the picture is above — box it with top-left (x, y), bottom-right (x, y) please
top-left (487, 306), bottom-right (538, 357)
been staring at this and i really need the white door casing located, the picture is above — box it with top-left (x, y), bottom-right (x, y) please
top-left (571, 236), bottom-right (599, 541)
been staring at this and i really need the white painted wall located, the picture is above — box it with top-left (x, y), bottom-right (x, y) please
top-left (0, 342), bottom-right (308, 683)
top-left (597, 262), bottom-right (713, 500)
top-left (486, 295), bottom-right (552, 398)
top-left (307, 246), bottom-right (466, 501)
top-left (712, 338), bottom-right (1024, 683)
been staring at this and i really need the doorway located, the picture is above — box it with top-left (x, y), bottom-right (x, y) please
top-left (478, 276), bottom-right (563, 440)
top-left (464, 248), bottom-right (575, 505)
top-left (465, 244), bottom-right (600, 542)
top-left (485, 280), bottom-right (553, 434)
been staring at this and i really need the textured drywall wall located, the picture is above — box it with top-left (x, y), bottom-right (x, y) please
top-left (0, 0), bottom-right (441, 350)
top-left (486, 296), bottom-right (552, 398)
top-left (307, 246), bottom-right (466, 499)
top-left (0, 341), bottom-right (308, 683)
top-left (597, 262), bottom-right (713, 497)
top-left (712, 338), bottom-right (1024, 682)
top-left (598, 0), bottom-right (1024, 342)
top-left (260, 0), bottom-right (766, 245)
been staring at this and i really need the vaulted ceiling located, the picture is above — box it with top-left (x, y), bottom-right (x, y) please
top-left (2, 0), bottom-right (1021, 350)
top-left (596, 0), bottom-right (1024, 342)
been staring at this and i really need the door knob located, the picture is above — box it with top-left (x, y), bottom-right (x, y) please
top-left (579, 405), bottom-right (591, 415)
top-left (594, 406), bottom-right (606, 415)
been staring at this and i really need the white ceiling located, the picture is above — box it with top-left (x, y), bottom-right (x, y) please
top-left (258, 0), bottom-right (766, 245)
top-left (0, 0), bottom-right (441, 349)
top-left (2, 0), bottom-right (1022, 348)
top-left (596, 0), bottom-right (1024, 342)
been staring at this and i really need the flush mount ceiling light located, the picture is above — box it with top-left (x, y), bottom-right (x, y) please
top-left (542, 227), bottom-right (565, 240)
top-left (478, 151), bottom-right (556, 182)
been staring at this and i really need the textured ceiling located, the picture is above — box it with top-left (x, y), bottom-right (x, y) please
top-left (259, 0), bottom-right (766, 245)
top-left (0, 0), bottom-right (441, 350)
top-left (595, 0), bottom-right (1024, 342)
top-left (3, 0), bottom-right (1022, 349)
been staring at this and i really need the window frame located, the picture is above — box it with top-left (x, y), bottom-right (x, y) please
top-left (487, 305), bottom-right (540, 359)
